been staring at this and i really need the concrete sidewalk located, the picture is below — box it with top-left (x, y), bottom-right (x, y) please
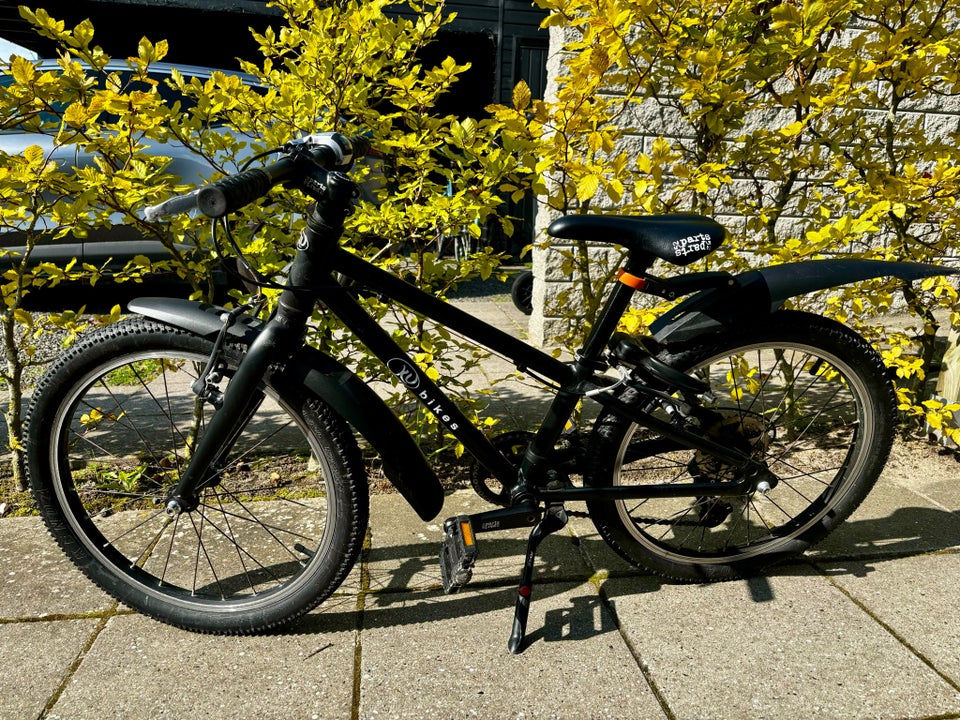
top-left (3, 294), bottom-right (960, 719)
top-left (4, 451), bottom-right (960, 720)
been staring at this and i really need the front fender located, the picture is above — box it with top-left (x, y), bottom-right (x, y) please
top-left (127, 297), bottom-right (444, 521)
top-left (649, 259), bottom-right (958, 345)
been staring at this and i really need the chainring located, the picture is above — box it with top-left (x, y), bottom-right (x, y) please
top-left (470, 430), bottom-right (536, 506)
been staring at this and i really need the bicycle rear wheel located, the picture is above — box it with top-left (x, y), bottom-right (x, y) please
top-left (26, 317), bottom-right (368, 633)
top-left (584, 311), bottom-right (895, 581)
top-left (454, 228), bottom-right (474, 262)
top-left (510, 269), bottom-right (534, 315)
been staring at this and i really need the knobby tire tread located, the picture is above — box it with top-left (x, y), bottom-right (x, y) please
top-left (584, 311), bottom-right (896, 583)
top-left (26, 317), bottom-right (369, 634)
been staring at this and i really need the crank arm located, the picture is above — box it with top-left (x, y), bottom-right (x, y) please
top-left (439, 502), bottom-right (541, 594)
top-left (469, 502), bottom-right (541, 534)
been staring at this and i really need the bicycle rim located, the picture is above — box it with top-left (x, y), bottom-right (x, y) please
top-left (44, 346), bottom-right (344, 619)
top-left (610, 339), bottom-right (878, 565)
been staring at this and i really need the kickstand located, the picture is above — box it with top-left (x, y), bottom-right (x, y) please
top-left (507, 504), bottom-right (568, 654)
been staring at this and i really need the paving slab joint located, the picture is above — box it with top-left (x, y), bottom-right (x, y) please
top-left (39, 603), bottom-right (119, 720)
top-left (564, 523), bottom-right (675, 719)
top-left (350, 527), bottom-right (372, 720)
top-left (810, 559), bottom-right (960, 697)
top-left (0, 608), bottom-right (131, 625)
top-left (589, 574), bottom-right (676, 720)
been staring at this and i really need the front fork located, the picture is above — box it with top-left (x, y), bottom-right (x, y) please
top-left (165, 169), bottom-right (357, 514)
top-left (164, 316), bottom-right (302, 515)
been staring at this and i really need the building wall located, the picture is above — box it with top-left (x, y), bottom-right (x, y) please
top-left (529, 21), bottom-right (960, 346)
top-left (531, 25), bottom-right (607, 346)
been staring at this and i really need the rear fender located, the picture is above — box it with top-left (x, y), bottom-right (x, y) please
top-left (649, 259), bottom-right (958, 345)
top-left (127, 297), bottom-right (444, 521)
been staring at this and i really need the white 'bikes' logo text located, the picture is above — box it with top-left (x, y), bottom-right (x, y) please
top-left (386, 358), bottom-right (459, 430)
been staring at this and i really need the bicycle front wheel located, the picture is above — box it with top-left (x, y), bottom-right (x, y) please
top-left (26, 317), bottom-right (369, 633)
top-left (584, 311), bottom-right (895, 582)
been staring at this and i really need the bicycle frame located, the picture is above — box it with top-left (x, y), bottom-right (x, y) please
top-left (321, 246), bottom-right (763, 500)
top-left (120, 134), bottom-right (960, 652)
top-left (160, 217), bottom-right (762, 523)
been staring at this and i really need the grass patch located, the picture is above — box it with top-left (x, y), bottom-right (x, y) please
top-left (0, 474), bottom-right (36, 516)
top-left (1, 444), bottom-right (477, 520)
top-left (103, 358), bottom-right (165, 386)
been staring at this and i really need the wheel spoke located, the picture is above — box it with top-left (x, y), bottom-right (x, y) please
top-left (192, 503), bottom-right (295, 591)
top-left (158, 511), bottom-right (183, 587)
top-left (599, 320), bottom-right (891, 578)
top-left (202, 490), bottom-right (320, 546)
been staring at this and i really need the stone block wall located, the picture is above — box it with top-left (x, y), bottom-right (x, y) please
top-left (528, 22), bottom-right (960, 347)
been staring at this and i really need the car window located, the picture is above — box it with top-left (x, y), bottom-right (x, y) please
top-left (0, 72), bottom-right (63, 126)
top-left (0, 65), bottom-right (262, 131)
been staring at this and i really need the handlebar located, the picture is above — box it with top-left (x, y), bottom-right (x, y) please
top-left (143, 132), bottom-right (370, 221)
top-left (143, 189), bottom-right (202, 222)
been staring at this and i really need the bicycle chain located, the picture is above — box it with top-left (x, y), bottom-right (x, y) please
top-left (472, 432), bottom-right (712, 527)
top-left (560, 506), bottom-right (725, 527)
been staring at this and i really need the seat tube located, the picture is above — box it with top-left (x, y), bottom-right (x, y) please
top-left (513, 277), bottom-right (639, 499)
top-left (579, 277), bottom-right (638, 362)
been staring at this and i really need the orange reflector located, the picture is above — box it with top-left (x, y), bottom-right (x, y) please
top-left (460, 520), bottom-right (475, 547)
top-left (616, 268), bottom-right (647, 290)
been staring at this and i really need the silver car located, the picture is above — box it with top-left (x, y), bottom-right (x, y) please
top-left (0, 59), bottom-right (261, 301)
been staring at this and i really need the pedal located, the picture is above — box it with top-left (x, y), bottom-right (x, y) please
top-left (439, 515), bottom-right (478, 593)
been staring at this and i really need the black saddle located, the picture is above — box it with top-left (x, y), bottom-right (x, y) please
top-left (547, 214), bottom-right (726, 267)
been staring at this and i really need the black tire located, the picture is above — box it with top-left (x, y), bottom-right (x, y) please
top-left (511, 269), bottom-right (534, 315)
top-left (26, 317), bottom-right (369, 633)
top-left (584, 311), bottom-right (895, 582)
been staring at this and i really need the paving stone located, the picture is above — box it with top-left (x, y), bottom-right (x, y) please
top-left (0, 517), bottom-right (114, 619)
top-left (602, 566), bottom-right (960, 719)
top-left (810, 475), bottom-right (960, 559)
top-left (0, 619), bottom-right (98, 720)
top-left (358, 581), bottom-right (665, 719)
top-left (881, 439), bottom-right (960, 514)
top-left (825, 552), bottom-right (960, 683)
top-left (565, 512), bottom-right (651, 578)
top-left (47, 613), bottom-right (356, 720)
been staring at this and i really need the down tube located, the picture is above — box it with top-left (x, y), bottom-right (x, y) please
top-left (317, 282), bottom-right (519, 483)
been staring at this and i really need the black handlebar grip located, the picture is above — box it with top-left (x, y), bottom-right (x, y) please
top-left (196, 168), bottom-right (273, 218)
top-left (350, 134), bottom-right (371, 160)
top-left (194, 134), bottom-right (370, 218)
top-left (197, 153), bottom-right (302, 218)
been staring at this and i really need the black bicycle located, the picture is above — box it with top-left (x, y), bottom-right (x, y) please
top-left (25, 132), bottom-right (955, 652)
